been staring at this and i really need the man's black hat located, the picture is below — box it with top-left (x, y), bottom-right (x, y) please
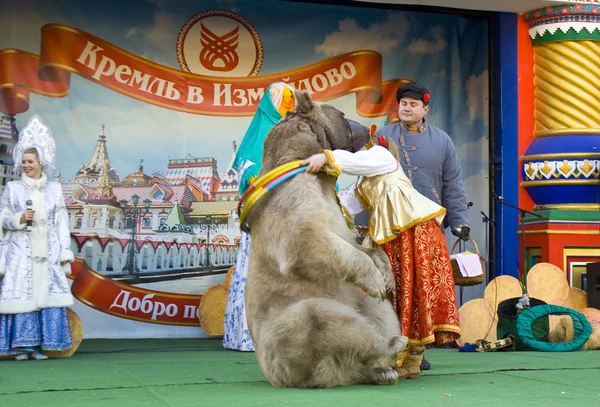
top-left (396, 82), bottom-right (431, 105)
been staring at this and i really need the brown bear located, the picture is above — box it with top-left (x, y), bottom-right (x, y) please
top-left (244, 90), bottom-right (407, 388)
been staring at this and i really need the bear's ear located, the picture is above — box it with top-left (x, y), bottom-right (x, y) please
top-left (294, 89), bottom-right (313, 114)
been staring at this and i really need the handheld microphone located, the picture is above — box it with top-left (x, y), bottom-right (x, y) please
top-left (25, 200), bottom-right (33, 232)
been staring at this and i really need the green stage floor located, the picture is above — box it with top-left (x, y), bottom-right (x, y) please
top-left (1, 339), bottom-right (599, 407)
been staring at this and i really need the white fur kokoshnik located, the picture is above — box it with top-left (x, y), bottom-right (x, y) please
top-left (12, 114), bottom-right (57, 171)
top-left (268, 82), bottom-right (295, 111)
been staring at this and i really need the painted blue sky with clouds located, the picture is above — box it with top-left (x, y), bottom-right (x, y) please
top-left (1, 0), bottom-right (489, 205)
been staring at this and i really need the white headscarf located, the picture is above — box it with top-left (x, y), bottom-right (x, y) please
top-left (268, 82), bottom-right (295, 111)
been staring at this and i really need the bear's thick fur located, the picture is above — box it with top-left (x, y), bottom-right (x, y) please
top-left (244, 90), bottom-right (407, 388)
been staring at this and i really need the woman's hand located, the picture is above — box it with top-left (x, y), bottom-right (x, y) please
top-left (301, 153), bottom-right (328, 173)
top-left (20, 209), bottom-right (34, 224)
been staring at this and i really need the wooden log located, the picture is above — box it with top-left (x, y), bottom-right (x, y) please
top-left (199, 284), bottom-right (228, 336)
top-left (527, 262), bottom-right (569, 305)
top-left (560, 287), bottom-right (588, 310)
top-left (483, 275), bottom-right (523, 314)
top-left (456, 298), bottom-right (497, 346)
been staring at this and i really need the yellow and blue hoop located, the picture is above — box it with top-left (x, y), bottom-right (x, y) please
top-left (238, 160), bottom-right (308, 230)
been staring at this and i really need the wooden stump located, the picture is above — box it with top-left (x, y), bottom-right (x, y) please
top-left (46, 308), bottom-right (84, 358)
top-left (457, 298), bottom-right (498, 346)
top-left (483, 275), bottom-right (523, 314)
top-left (561, 287), bottom-right (588, 310)
top-left (198, 284), bottom-right (228, 336)
top-left (526, 262), bottom-right (569, 305)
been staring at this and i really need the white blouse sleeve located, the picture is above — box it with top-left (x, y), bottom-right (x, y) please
top-left (328, 146), bottom-right (398, 177)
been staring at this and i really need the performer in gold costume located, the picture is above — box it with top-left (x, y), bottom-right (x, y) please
top-left (303, 133), bottom-right (460, 380)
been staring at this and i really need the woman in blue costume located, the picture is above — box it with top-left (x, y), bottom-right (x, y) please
top-left (223, 82), bottom-right (295, 351)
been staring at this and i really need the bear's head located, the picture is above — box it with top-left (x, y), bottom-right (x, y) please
top-left (261, 90), bottom-right (370, 171)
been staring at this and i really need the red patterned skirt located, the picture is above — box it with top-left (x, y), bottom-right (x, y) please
top-left (384, 219), bottom-right (461, 347)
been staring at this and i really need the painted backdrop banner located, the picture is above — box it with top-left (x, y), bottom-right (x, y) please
top-left (1, 26), bottom-right (405, 118)
top-left (0, 0), bottom-right (489, 338)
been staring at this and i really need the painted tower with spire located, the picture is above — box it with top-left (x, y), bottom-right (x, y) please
top-left (74, 125), bottom-right (121, 186)
top-left (72, 158), bottom-right (124, 235)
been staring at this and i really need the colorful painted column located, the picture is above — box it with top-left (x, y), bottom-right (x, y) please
top-left (521, 4), bottom-right (600, 290)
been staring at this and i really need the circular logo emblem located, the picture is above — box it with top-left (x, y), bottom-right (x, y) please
top-left (176, 9), bottom-right (263, 77)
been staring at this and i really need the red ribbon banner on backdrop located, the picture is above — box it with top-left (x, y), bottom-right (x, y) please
top-left (0, 24), bottom-right (407, 120)
top-left (68, 259), bottom-right (204, 327)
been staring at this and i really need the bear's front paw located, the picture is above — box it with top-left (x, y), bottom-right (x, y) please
top-left (369, 251), bottom-right (394, 294)
top-left (355, 272), bottom-right (387, 301)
